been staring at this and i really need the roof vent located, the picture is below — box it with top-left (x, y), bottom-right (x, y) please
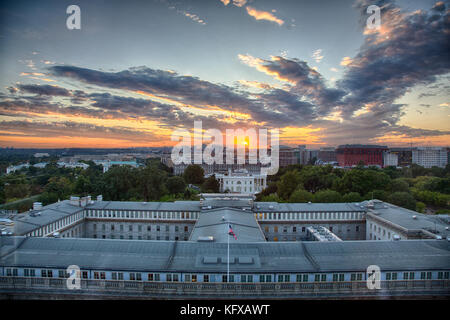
top-left (198, 236), bottom-right (214, 242)
top-left (412, 215), bottom-right (417, 219)
top-left (33, 202), bottom-right (42, 211)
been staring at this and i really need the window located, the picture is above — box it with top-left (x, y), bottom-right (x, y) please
top-left (296, 274), bottom-right (308, 282)
top-left (7, 268), bottom-right (18, 277)
top-left (292, 227), bottom-right (297, 233)
top-left (24, 269), bottom-right (35, 277)
top-left (184, 226), bottom-right (188, 232)
top-left (41, 269), bottom-right (52, 278)
top-left (82, 271), bottom-right (88, 279)
top-left (58, 270), bottom-right (68, 278)
top-left (129, 225), bottom-right (133, 231)
top-left (241, 275), bottom-right (253, 283)
top-left (157, 225), bottom-right (160, 232)
top-left (277, 274), bottom-right (290, 282)
top-left (386, 272), bottom-right (397, 280)
top-left (148, 273), bottom-right (160, 282)
top-left (332, 273), bottom-right (344, 282)
top-left (111, 225), bottom-right (115, 231)
top-left (222, 275), bottom-right (235, 282)
top-left (351, 273), bottom-right (363, 281)
top-left (129, 272), bottom-right (141, 281)
top-left (203, 275), bottom-right (209, 283)
top-left (147, 226), bottom-right (151, 231)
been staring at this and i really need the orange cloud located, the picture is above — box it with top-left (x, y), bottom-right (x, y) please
top-left (340, 56), bottom-right (353, 66)
top-left (245, 6), bottom-right (284, 26)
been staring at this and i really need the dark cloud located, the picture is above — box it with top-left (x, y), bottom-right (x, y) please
top-left (339, 0), bottom-right (450, 117)
top-left (17, 84), bottom-right (71, 96)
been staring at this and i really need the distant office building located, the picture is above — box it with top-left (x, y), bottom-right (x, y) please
top-left (317, 147), bottom-right (336, 163)
top-left (6, 163), bottom-right (29, 174)
top-left (388, 148), bottom-right (413, 167)
top-left (412, 147), bottom-right (448, 168)
top-left (336, 145), bottom-right (388, 167)
top-left (214, 169), bottom-right (267, 194)
top-left (297, 145), bottom-right (310, 165)
top-left (383, 151), bottom-right (398, 167)
top-left (34, 153), bottom-right (49, 158)
top-left (279, 146), bottom-right (298, 167)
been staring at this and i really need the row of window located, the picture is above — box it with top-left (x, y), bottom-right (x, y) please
top-left (93, 223), bottom-right (189, 233)
top-left (262, 225), bottom-right (360, 234)
top-left (27, 212), bottom-right (83, 237)
top-left (256, 211), bottom-right (364, 221)
top-left (92, 234), bottom-right (189, 241)
top-left (6, 268), bottom-right (448, 282)
top-left (85, 210), bottom-right (199, 220)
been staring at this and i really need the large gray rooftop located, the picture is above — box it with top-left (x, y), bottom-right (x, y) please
top-left (12, 201), bottom-right (83, 235)
top-left (85, 200), bottom-right (201, 212)
top-left (1, 236), bottom-right (449, 273)
top-left (367, 201), bottom-right (450, 239)
top-left (189, 207), bottom-right (266, 243)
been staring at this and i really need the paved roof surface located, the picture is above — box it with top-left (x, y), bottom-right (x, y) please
top-left (189, 207), bottom-right (266, 243)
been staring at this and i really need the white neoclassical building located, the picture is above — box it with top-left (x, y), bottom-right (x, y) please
top-left (213, 169), bottom-right (267, 194)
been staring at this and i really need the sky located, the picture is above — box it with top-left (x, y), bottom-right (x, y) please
top-left (0, 0), bottom-right (449, 148)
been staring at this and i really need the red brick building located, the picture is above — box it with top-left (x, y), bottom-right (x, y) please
top-left (336, 144), bottom-right (388, 167)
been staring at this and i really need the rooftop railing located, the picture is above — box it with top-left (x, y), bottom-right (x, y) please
top-left (0, 277), bottom-right (448, 298)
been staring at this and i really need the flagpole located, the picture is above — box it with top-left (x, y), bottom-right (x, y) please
top-left (227, 222), bottom-right (230, 283)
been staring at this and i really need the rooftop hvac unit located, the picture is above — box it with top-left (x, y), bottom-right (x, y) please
top-left (33, 202), bottom-right (42, 211)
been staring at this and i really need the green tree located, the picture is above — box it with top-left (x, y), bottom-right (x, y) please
top-left (138, 167), bottom-right (167, 201)
top-left (277, 170), bottom-right (301, 200)
top-left (389, 178), bottom-right (410, 193)
top-left (202, 175), bottom-right (220, 193)
top-left (166, 176), bottom-right (186, 194)
top-left (183, 165), bottom-right (205, 185)
top-left (313, 189), bottom-right (342, 203)
top-left (416, 201), bottom-right (426, 213)
top-left (388, 192), bottom-right (416, 210)
top-left (289, 189), bottom-right (313, 203)
top-left (342, 192), bottom-right (363, 202)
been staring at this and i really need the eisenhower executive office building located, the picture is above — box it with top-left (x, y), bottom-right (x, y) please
top-left (0, 193), bottom-right (449, 299)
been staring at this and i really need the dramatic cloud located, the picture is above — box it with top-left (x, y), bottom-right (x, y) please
top-left (17, 84), bottom-right (71, 96)
top-left (339, 0), bottom-right (450, 117)
top-left (312, 49), bottom-right (324, 63)
top-left (245, 6), bottom-right (284, 26)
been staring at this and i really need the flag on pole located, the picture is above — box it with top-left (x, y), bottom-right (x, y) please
top-left (228, 224), bottom-right (237, 240)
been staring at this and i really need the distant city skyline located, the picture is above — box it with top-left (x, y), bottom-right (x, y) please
top-left (0, 0), bottom-right (449, 148)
